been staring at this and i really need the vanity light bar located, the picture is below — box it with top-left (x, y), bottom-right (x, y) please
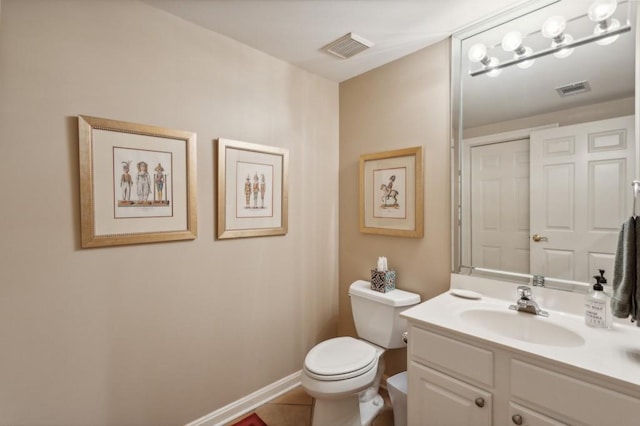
top-left (470, 23), bottom-right (631, 77)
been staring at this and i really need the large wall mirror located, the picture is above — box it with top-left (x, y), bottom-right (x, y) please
top-left (452, 0), bottom-right (637, 291)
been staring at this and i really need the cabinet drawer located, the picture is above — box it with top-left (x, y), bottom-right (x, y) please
top-left (511, 359), bottom-right (640, 426)
top-left (410, 361), bottom-right (492, 426)
top-left (411, 327), bottom-right (493, 387)
top-left (509, 402), bottom-right (568, 426)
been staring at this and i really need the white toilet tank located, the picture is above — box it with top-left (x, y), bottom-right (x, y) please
top-left (349, 280), bottom-right (421, 349)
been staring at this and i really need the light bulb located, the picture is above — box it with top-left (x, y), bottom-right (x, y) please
top-left (485, 57), bottom-right (502, 77)
top-left (588, 0), bottom-right (617, 22)
top-left (542, 16), bottom-right (567, 39)
top-left (468, 43), bottom-right (487, 63)
top-left (552, 33), bottom-right (574, 58)
top-left (594, 18), bottom-right (621, 45)
top-left (515, 46), bottom-right (535, 69)
top-left (502, 31), bottom-right (523, 52)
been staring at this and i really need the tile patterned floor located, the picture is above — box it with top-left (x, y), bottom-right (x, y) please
top-left (226, 385), bottom-right (395, 426)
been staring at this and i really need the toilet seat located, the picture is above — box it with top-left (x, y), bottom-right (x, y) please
top-left (304, 337), bottom-right (378, 381)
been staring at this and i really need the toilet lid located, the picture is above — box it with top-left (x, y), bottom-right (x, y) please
top-left (304, 337), bottom-right (378, 381)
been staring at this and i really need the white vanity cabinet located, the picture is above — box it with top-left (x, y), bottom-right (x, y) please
top-left (408, 326), bottom-right (494, 425)
top-left (409, 361), bottom-right (492, 425)
top-left (407, 323), bottom-right (640, 426)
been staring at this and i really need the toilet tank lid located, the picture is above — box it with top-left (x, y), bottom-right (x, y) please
top-left (348, 280), bottom-right (421, 307)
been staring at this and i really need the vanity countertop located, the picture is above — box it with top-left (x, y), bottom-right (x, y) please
top-left (401, 275), bottom-right (640, 391)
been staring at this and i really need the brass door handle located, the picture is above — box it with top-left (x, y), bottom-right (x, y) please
top-left (532, 234), bottom-right (548, 242)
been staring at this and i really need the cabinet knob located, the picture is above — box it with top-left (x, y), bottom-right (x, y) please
top-left (474, 397), bottom-right (485, 408)
top-left (512, 414), bottom-right (523, 425)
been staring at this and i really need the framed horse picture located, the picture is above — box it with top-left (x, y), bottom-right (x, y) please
top-left (359, 146), bottom-right (423, 238)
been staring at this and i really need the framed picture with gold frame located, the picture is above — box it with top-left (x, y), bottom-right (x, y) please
top-left (359, 146), bottom-right (423, 238)
top-left (216, 138), bottom-right (288, 239)
top-left (78, 115), bottom-right (197, 248)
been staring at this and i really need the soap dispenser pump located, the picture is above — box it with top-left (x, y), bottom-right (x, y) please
top-left (585, 269), bottom-right (612, 328)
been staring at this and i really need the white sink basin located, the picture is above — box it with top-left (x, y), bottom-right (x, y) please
top-left (459, 308), bottom-right (585, 347)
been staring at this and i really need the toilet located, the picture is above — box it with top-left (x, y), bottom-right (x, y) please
top-left (301, 280), bottom-right (420, 426)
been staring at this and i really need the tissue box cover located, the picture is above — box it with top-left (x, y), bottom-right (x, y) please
top-left (371, 270), bottom-right (396, 293)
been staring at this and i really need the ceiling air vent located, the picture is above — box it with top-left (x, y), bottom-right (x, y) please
top-left (322, 32), bottom-right (374, 59)
top-left (555, 80), bottom-right (591, 97)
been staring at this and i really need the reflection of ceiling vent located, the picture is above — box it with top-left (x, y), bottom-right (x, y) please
top-left (555, 80), bottom-right (591, 97)
top-left (322, 33), bottom-right (374, 59)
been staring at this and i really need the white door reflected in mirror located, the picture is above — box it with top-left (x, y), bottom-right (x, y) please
top-left (466, 116), bottom-right (634, 283)
top-left (529, 115), bottom-right (635, 282)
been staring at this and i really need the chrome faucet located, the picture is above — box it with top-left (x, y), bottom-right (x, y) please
top-left (509, 286), bottom-right (549, 317)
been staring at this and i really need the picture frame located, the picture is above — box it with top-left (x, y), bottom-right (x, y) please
top-left (78, 115), bottom-right (197, 248)
top-left (216, 138), bottom-right (289, 239)
top-left (359, 146), bottom-right (423, 238)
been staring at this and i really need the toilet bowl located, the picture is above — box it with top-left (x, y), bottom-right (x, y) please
top-left (301, 280), bottom-right (420, 426)
top-left (302, 337), bottom-right (386, 426)
top-left (302, 337), bottom-right (383, 398)
top-left (387, 371), bottom-right (408, 426)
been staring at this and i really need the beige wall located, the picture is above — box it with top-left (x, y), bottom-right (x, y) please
top-left (464, 97), bottom-right (635, 139)
top-left (338, 40), bottom-right (453, 375)
top-left (0, 1), bottom-right (338, 425)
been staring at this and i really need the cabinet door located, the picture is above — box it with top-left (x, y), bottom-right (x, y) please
top-left (509, 402), bottom-right (569, 426)
top-left (409, 361), bottom-right (492, 426)
top-left (511, 359), bottom-right (640, 426)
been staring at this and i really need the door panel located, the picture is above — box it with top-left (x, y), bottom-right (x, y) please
top-left (543, 163), bottom-right (574, 230)
top-left (471, 139), bottom-right (530, 274)
top-left (409, 361), bottom-right (492, 426)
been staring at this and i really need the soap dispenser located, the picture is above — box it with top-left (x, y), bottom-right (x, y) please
top-left (585, 269), bottom-right (613, 329)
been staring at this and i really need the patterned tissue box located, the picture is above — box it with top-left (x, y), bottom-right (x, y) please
top-left (371, 269), bottom-right (396, 293)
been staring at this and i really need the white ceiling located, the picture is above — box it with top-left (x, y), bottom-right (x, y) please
top-left (144, 0), bottom-right (530, 82)
top-left (144, 0), bottom-right (635, 128)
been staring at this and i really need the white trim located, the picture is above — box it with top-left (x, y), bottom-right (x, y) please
top-left (462, 124), bottom-right (559, 147)
top-left (636, 4), bottom-right (640, 181)
top-left (185, 370), bottom-right (302, 426)
top-left (452, 0), bottom-right (557, 40)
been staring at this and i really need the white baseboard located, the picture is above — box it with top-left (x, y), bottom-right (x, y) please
top-left (185, 370), bottom-right (302, 426)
